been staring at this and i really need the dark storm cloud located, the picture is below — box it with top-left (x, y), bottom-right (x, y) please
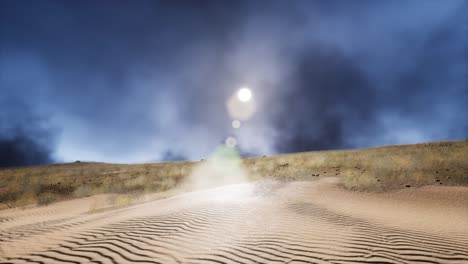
top-left (262, 0), bottom-right (468, 152)
top-left (365, 1), bottom-right (468, 146)
top-left (0, 0), bottom-right (467, 166)
top-left (0, 132), bottom-right (53, 167)
top-left (271, 46), bottom-right (376, 152)
top-left (1, 0), bottom-right (248, 164)
top-left (0, 100), bottom-right (55, 167)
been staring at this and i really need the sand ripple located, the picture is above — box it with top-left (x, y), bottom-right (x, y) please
top-left (1, 179), bottom-right (467, 263)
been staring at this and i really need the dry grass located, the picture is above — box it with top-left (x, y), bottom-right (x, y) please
top-left (0, 161), bottom-right (193, 209)
top-left (1, 140), bottom-right (467, 208)
top-left (244, 140), bottom-right (468, 191)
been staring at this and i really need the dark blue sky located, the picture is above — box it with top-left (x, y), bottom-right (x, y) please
top-left (1, 0), bottom-right (467, 166)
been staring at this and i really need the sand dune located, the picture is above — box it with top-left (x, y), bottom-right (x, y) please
top-left (1, 178), bottom-right (467, 264)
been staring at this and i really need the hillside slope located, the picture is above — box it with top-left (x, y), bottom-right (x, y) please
top-left (1, 140), bottom-right (467, 208)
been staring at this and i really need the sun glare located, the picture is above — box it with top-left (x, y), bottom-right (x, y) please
top-left (237, 87), bottom-right (252, 102)
top-left (205, 183), bottom-right (253, 202)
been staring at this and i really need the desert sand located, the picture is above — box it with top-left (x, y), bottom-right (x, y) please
top-left (1, 177), bottom-right (467, 263)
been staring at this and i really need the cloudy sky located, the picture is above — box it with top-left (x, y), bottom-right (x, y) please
top-left (1, 0), bottom-right (467, 167)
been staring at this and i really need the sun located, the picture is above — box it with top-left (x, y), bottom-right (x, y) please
top-left (237, 87), bottom-right (252, 102)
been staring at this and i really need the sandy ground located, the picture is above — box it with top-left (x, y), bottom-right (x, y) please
top-left (1, 177), bottom-right (467, 263)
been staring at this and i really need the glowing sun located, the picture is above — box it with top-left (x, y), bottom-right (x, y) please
top-left (237, 87), bottom-right (252, 102)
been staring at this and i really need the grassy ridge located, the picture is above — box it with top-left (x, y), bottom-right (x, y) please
top-left (0, 162), bottom-right (193, 208)
top-left (1, 140), bottom-right (467, 208)
top-left (244, 140), bottom-right (468, 191)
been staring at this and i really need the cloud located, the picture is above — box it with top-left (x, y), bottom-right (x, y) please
top-left (269, 46), bottom-right (376, 152)
top-left (0, 100), bottom-right (55, 167)
top-left (0, 132), bottom-right (53, 167)
top-left (0, 0), bottom-right (466, 166)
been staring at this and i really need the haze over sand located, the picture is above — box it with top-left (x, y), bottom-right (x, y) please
top-left (1, 177), bottom-right (467, 263)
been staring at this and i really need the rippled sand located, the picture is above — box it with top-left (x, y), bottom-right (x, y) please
top-left (1, 177), bottom-right (467, 263)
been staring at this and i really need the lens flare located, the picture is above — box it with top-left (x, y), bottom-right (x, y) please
top-left (225, 136), bottom-right (237, 148)
top-left (232, 120), bottom-right (241, 129)
top-left (237, 87), bottom-right (252, 102)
